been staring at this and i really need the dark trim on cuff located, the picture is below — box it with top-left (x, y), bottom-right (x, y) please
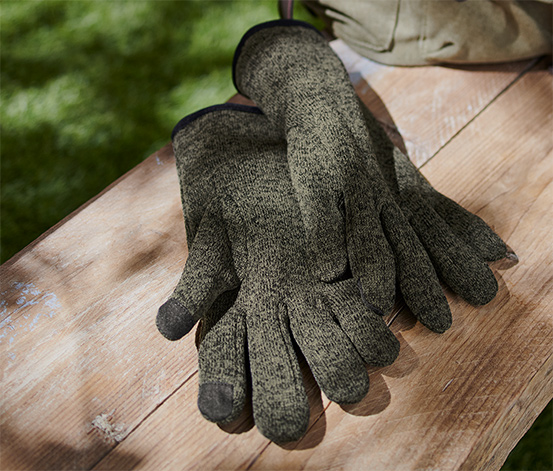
top-left (232, 19), bottom-right (321, 96)
top-left (171, 103), bottom-right (263, 140)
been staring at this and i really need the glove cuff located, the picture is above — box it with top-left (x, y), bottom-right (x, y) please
top-left (171, 103), bottom-right (262, 141)
top-left (232, 19), bottom-right (322, 99)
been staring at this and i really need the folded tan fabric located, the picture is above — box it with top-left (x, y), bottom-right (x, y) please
top-left (303, 0), bottom-right (552, 65)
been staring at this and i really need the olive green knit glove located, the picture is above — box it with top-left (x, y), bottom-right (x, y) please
top-left (234, 20), bottom-right (454, 332)
top-left (357, 102), bottom-right (514, 305)
top-left (156, 104), bottom-right (399, 443)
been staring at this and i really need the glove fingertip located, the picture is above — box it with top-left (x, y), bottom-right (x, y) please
top-left (461, 268), bottom-right (499, 306)
top-left (257, 405), bottom-right (310, 444)
top-left (156, 298), bottom-right (197, 341)
top-left (505, 247), bottom-right (519, 263)
top-left (376, 334), bottom-right (401, 366)
top-left (418, 307), bottom-right (452, 334)
top-left (198, 382), bottom-right (235, 423)
top-left (493, 246), bottom-right (519, 266)
top-left (326, 374), bottom-right (370, 405)
top-left (478, 234), bottom-right (509, 262)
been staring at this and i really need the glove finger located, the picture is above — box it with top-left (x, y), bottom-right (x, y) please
top-left (300, 193), bottom-right (348, 282)
top-left (156, 204), bottom-right (240, 341)
top-left (195, 288), bottom-right (240, 348)
top-left (345, 188), bottom-right (396, 315)
top-left (197, 306), bottom-right (247, 425)
top-left (247, 300), bottom-right (309, 443)
top-left (407, 198), bottom-right (499, 306)
top-left (288, 294), bottom-right (369, 405)
top-left (380, 203), bottom-right (452, 333)
top-left (323, 279), bottom-right (400, 364)
top-left (287, 136), bottom-right (349, 282)
top-left (430, 193), bottom-right (509, 262)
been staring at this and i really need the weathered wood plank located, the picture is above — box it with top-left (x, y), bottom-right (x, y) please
top-left (332, 40), bottom-right (537, 166)
top-left (0, 144), bottom-right (192, 470)
top-left (94, 60), bottom-right (553, 471)
top-left (0, 38), bottom-right (548, 470)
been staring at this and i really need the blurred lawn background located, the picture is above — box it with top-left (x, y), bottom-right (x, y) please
top-left (1, 2), bottom-right (551, 469)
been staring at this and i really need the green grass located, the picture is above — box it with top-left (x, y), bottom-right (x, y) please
top-left (1, 0), bottom-right (317, 262)
top-left (503, 400), bottom-right (552, 471)
top-left (1, 2), bottom-right (551, 469)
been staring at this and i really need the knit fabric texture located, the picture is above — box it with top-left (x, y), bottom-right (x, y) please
top-left (233, 20), bottom-right (454, 332)
top-left (357, 101), bottom-right (510, 305)
top-left (157, 105), bottom-right (399, 443)
top-left (156, 18), bottom-right (514, 444)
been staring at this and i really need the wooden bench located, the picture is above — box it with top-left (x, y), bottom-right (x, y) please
top-left (1, 40), bottom-right (552, 470)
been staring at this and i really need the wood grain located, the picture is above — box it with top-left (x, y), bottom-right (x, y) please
top-left (1, 144), bottom-right (191, 470)
top-left (331, 40), bottom-right (537, 167)
top-left (1, 39), bottom-right (551, 470)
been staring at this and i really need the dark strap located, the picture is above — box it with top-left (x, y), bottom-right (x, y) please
top-left (278, 0), bottom-right (294, 19)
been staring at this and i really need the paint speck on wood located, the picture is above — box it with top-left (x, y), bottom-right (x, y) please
top-left (90, 412), bottom-right (127, 443)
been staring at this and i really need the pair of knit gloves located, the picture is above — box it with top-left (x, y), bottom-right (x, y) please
top-left (156, 20), bottom-right (512, 443)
